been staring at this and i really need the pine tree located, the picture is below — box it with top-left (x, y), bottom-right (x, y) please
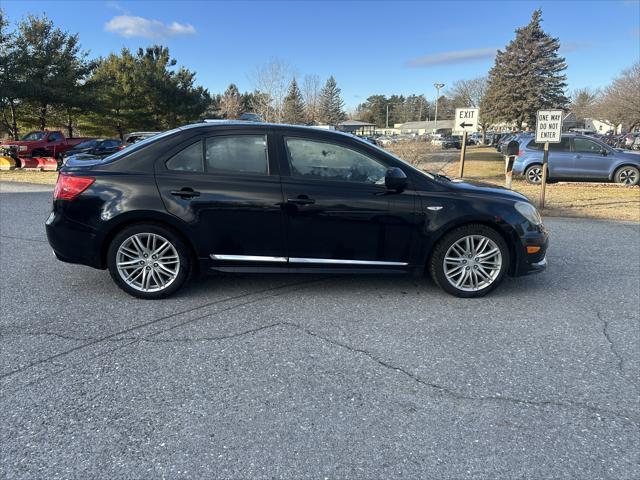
top-left (282, 78), bottom-right (305, 124)
top-left (318, 76), bottom-right (345, 126)
top-left (481, 9), bottom-right (568, 129)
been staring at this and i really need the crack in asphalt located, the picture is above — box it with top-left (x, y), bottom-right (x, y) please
top-left (0, 234), bottom-right (47, 244)
top-left (12, 319), bottom-right (637, 426)
top-left (0, 277), bottom-right (329, 382)
top-left (596, 309), bottom-right (639, 391)
top-left (278, 322), bottom-right (640, 427)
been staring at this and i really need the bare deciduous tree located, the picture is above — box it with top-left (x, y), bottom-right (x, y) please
top-left (448, 77), bottom-right (487, 108)
top-left (597, 63), bottom-right (640, 131)
top-left (301, 74), bottom-right (320, 125)
top-left (249, 58), bottom-right (290, 123)
top-left (569, 87), bottom-right (600, 127)
top-left (219, 83), bottom-right (242, 119)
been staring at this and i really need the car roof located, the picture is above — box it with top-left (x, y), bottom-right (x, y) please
top-left (181, 121), bottom-right (364, 141)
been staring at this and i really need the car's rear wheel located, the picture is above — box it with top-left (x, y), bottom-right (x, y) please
top-left (429, 224), bottom-right (510, 298)
top-left (524, 164), bottom-right (543, 184)
top-left (107, 224), bottom-right (191, 299)
top-left (614, 166), bottom-right (639, 186)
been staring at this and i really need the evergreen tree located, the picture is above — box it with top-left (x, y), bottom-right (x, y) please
top-left (481, 9), bottom-right (568, 129)
top-left (282, 78), bottom-right (306, 124)
top-left (318, 76), bottom-right (345, 126)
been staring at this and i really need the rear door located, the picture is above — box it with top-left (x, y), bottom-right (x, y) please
top-left (155, 130), bottom-right (287, 265)
top-left (277, 133), bottom-right (416, 268)
top-left (545, 138), bottom-right (573, 178)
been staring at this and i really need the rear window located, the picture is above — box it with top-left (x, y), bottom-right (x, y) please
top-left (102, 129), bottom-right (178, 163)
top-left (75, 140), bottom-right (99, 149)
top-left (205, 135), bottom-right (268, 175)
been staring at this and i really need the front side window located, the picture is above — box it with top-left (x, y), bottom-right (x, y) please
top-left (573, 138), bottom-right (603, 153)
top-left (166, 141), bottom-right (204, 172)
top-left (205, 135), bottom-right (268, 175)
top-left (285, 137), bottom-right (387, 184)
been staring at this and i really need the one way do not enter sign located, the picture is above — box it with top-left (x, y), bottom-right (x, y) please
top-left (453, 108), bottom-right (479, 133)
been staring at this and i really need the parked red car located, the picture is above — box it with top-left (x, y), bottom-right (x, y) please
top-left (0, 131), bottom-right (93, 160)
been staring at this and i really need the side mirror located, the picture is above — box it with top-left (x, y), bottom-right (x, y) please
top-left (600, 149), bottom-right (608, 156)
top-left (385, 167), bottom-right (407, 191)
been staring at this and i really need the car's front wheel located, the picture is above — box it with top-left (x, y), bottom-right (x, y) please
top-left (107, 224), bottom-right (191, 299)
top-left (429, 224), bottom-right (510, 298)
top-left (614, 166), bottom-right (639, 186)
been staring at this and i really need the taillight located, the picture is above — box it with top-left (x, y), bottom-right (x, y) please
top-left (53, 174), bottom-right (95, 201)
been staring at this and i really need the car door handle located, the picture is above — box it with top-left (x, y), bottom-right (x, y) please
top-left (286, 195), bottom-right (315, 205)
top-left (171, 188), bottom-right (200, 199)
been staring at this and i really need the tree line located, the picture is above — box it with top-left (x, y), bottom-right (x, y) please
top-left (355, 10), bottom-right (639, 133)
top-left (0, 12), bottom-right (347, 140)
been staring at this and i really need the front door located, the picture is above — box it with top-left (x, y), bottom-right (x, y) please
top-left (155, 132), bottom-right (287, 264)
top-left (278, 135), bottom-right (415, 267)
top-left (571, 137), bottom-right (611, 179)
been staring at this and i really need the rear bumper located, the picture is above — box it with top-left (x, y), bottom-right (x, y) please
top-left (45, 210), bottom-right (103, 269)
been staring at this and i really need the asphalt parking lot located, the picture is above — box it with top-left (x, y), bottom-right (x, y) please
top-left (1, 181), bottom-right (639, 479)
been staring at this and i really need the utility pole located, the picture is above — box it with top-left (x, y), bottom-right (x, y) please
top-left (433, 83), bottom-right (444, 134)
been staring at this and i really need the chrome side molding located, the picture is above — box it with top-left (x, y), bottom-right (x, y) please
top-left (210, 254), bottom-right (287, 263)
top-left (211, 254), bottom-right (407, 267)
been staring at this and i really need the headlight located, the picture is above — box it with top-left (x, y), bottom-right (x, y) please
top-left (515, 201), bottom-right (542, 225)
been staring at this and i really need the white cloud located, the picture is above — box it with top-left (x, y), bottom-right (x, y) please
top-left (104, 15), bottom-right (196, 39)
top-left (406, 48), bottom-right (497, 67)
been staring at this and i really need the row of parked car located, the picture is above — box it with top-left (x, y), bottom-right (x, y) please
top-left (0, 130), bottom-right (159, 169)
top-left (495, 131), bottom-right (640, 186)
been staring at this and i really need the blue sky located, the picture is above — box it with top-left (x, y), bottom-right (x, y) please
top-left (3, 0), bottom-right (640, 108)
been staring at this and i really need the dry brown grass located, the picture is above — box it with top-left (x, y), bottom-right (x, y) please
top-left (385, 141), bottom-right (440, 166)
top-left (0, 170), bottom-right (58, 185)
top-left (442, 147), bottom-right (640, 222)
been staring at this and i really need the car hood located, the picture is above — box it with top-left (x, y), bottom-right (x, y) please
top-left (446, 177), bottom-right (529, 202)
top-left (615, 150), bottom-right (640, 161)
top-left (0, 140), bottom-right (40, 146)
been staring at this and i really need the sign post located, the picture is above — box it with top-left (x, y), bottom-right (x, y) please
top-left (535, 109), bottom-right (563, 209)
top-left (453, 108), bottom-right (479, 178)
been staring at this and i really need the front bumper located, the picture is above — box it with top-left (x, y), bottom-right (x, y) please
top-left (512, 223), bottom-right (549, 276)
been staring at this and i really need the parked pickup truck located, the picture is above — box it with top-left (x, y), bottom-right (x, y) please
top-left (0, 131), bottom-right (93, 160)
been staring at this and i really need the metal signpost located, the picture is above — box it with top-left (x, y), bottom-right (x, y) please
top-left (453, 108), bottom-right (479, 178)
top-left (535, 109), bottom-right (563, 209)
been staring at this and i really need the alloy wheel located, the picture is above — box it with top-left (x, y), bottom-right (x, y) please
top-left (526, 166), bottom-right (542, 184)
top-left (443, 235), bottom-right (503, 292)
top-left (617, 168), bottom-right (638, 185)
top-left (116, 233), bottom-right (180, 292)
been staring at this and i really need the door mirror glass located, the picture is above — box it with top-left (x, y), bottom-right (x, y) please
top-left (600, 148), bottom-right (608, 156)
top-left (385, 167), bottom-right (407, 191)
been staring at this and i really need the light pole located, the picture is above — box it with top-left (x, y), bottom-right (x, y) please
top-left (433, 83), bottom-right (444, 134)
top-left (385, 102), bottom-right (395, 129)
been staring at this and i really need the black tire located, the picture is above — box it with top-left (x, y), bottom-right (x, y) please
top-left (613, 165), bottom-right (639, 186)
top-left (429, 224), bottom-right (510, 298)
top-left (524, 164), bottom-right (543, 184)
top-left (107, 223), bottom-right (192, 299)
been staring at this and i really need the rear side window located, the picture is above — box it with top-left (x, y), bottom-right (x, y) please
top-left (205, 135), bottom-right (268, 175)
top-left (166, 141), bottom-right (204, 172)
top-left (526, 138), bottom-right (570, 151)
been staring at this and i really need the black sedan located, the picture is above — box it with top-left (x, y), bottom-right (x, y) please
top-left (47, 122), bottom-right (548, 299)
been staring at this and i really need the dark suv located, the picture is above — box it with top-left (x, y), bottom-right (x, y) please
top-left (46, 122), bottom-right (548, 299)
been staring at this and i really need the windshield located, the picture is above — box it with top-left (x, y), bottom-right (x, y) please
top-left (75, 139), bottom-right (99, 149)
top-left (21, 131), bottom-right (46, 141)
top-left (359, 138), bottom-right (435, 180)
